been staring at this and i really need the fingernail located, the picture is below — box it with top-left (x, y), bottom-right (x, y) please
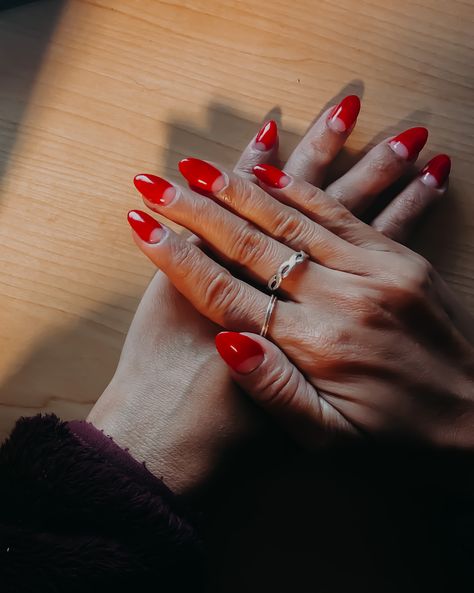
top-left (127, 210), bottom-right (165, 244)
top-left (215, 332), bottom-right (265, 374)
top-left (133, 174), bottom-right (177, 206)
top-left (327, 95), bottom-right (361, 133)
top-left (254, 120), bottom-right (278, 151)
top-left (419, 154), bottom-right (451, 188)
top-left (253, 164), bottom-right (290, 189)
top-left (389, 127), bottom-right (428, 161)
top-left (178, 158), bottom-right (227, 193)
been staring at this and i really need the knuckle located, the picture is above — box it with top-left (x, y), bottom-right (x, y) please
top-left (301, 186), bottom-right (331, 215)
top-left (271, 209), bottom-right (308, 243)
top-left (308, 137), bottom-right (333, 166)
top-left (399, 187), bottom-right (426, 213)
top-left (367, 144), bottom-right (403, 177)
top-left (170, 239), bottom-right (198, 270)
top-left (307, 186), bottom-right (359, 231)
top-left (230, 223), bottom-right (267, 266)
top-left (382, 189), bottom-right (428, 231)
top-left (400, 256), bottom-right (433, 295)
top-left (255, 363), bottom-right (302, 410)
top-left (201, 269), bottom-right (240, 317)
top-left (372, 218), bottom-right (404, 241)
top-left (377, 255), bottom-right (433, 310)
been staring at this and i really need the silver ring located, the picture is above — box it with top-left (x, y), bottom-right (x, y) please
top-left (260, 251), bottom-right (309, 338)
top-left (260, 294), bottom-right (277, 338)
top-left (268, 250), bottom-right (308, 291)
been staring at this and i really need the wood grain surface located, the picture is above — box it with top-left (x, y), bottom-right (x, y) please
top-left (0, 0), bottom-right (473, 439)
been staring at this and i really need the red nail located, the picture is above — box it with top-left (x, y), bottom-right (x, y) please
top-left (133, 174), bottom-right (176, 206)
top-left (127, 210), bottom-right (165, 243)
top-left (327, 95), bottom-right (361, 133)
top-left (253, 164), bottom-right (290, 189)
top-left (389, 127), bottom-right (428, 161)
top-left (178, 158), bottom-right (226, 193)
top-left (215, 332), bottom-right (265, 374)
top-left (419, 154), bottom-right (451, 188)
top-left (254, 120), bottom-right (278, 151)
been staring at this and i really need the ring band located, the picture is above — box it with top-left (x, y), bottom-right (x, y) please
top-left (260, 294), bottom-right (277, 338)
top-left (260, 251), bottom-right (308, 338)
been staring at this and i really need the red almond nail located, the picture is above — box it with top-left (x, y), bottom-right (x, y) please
top-left (253, 164), bottom-right (290, 189)
top-left (127, 210), bottom-right (165, 243)
top-left (327, 95), bottom-right (361, 133)
top-left (133, 174), bottom-right (176, 206)
top-left (255, 120), bottom-right (278, 151)
top-left (215, 332), bottom-right (265, 374)
top-left (178, 158), bottom-right (226, 193)
top-left (389, 127), bottom-right (429, 161)
top-left (419, 154), bottom-right (451, 188)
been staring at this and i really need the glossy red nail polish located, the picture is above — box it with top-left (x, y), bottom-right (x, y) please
top-left (389, 127), bottom-right (428, 160)
top-left (327, 95), bottom-right (361, 133)
top-left (215, 332), bottom-right (265, 374)
top-left (253, 164), bottom-right (290, 189)
top-left (133, 174), bottom-right (176, 206)
top-left (254, 120), bottom-right (278, 151)
top-left (419, 154), bottom-right (451, 188)
top-left (127, 210), bottom-right (165, 243)
top-left (178, 158), bottom-right (227, 193)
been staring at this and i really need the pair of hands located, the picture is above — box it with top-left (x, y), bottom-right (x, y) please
top-left (89, 95), bottom-right (474, 493)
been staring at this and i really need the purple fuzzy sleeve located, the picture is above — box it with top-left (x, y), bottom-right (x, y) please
top-left (0, 414), bottom-right (204, 593)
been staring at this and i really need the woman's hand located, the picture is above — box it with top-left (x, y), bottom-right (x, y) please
top-left (128, 130), bottom-right (474, 448)
top-left (91, 96), bottom-right (398, 492)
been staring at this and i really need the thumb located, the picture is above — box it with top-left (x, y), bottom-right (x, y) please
top-left (215, 331), bottom-right (329, 446)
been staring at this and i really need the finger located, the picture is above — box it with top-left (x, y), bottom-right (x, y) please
top-left (233, 120), bottom-right (279, 180)
top-left (127, 210), bottom-right (271, 331)
top-left (372, 154), bottom-right (451, 243)
top-left (215, 331), bottom-right (355, 446)
top-left (326, 127), bottom-right (429, 214)
top-left (133, 172), bottom-right (299, 292)
top-left (177, 158), bottom-right (371, 275)
top-left (284, 95), bottom-right (360, 186)
top-left (253, 163), bottom-right (398, 254)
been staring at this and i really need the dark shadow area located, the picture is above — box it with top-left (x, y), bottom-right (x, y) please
top-left (0, 0), bottom-right (42, 9)
top-left (205, 441), bottom-right (474, 592)
top-left (0, 0), bottom-right (65, 194)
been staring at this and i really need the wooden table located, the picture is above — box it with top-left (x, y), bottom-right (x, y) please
top-left (0, 0), bottom-right (473, 439)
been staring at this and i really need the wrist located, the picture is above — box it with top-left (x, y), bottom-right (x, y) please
top-left (87, 374), bottom-right (250, 496)
top-left (87, 381), bottom-right (188, 493)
